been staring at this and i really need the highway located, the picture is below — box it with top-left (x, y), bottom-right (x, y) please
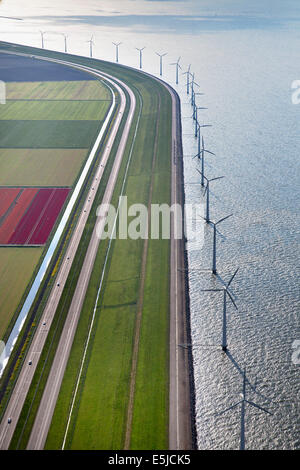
top-left (167, 84), bottom-right (194, 450)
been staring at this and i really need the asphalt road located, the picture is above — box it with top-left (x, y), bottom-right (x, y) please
top-left (167, 85), bottom-right (194, 450)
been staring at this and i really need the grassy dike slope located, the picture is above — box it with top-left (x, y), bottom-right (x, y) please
top-left (1, 44), bottom-right (174, 450)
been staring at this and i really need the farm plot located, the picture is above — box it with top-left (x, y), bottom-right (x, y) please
top-left (6, 80), bottom-right (111, 101)
top-left (0, 149), bottom-right (89, 187)
top-left (0, 187), bottom-right (70, 245)
top-left (0, 120), bottom-right (101, 149)
top-left (0, 100), bottom-right (109, 121)
top-left (0, 247), bottom-right (43, 340)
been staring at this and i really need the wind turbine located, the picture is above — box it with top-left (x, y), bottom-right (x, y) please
top-left (197, 170), bottom-right (225, 223)
top-left (155, 52), bottom-right (167, 76)
top-left (113, 42), bottom-right (122, 63)
top-left (208, 214), bottom-right (233, 275)
top-left (216, 367), bottom-right (272, 449)
top-left (183, 64), bottom-right (192, 94)
top-left (170, 56), bottom-right (181, 85)
top-left (136, 47), bottom-right (145, 69)
top-left (87, 35), bottom-right (95, 58)
top-left (194, 136), bottom-right (215, 186)
top-left (190, 74), bottom-right (202, 108)
top-left (62, 33), bottom-right (68, 53)
top-left (194, 106), bottom-right (208, 136)
top-left (202, 268), bottom-right (239, 351)
top-left (86, 35), bottom-right (94, 58)
top-left (39, 30), bottom-right (46, 49)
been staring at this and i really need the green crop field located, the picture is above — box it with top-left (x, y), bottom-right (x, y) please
top-left (0, 120), bottom-right (102, 149)
top-left (0, 149), bottom-right (89, 186)
top-left (0, 100), bottom-right (110, 121)
top-left (0, 247), bottom-right (43, 339)
top-left (6, 80), bottom-right (111, 101)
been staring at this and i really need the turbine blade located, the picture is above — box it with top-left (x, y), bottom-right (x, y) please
top-left (203, 150), bottom-right (216, 156)
top-left (216, 214), bottom-right (233, 225)
top-left (226, 290), bottom-right (238, 310)
top-left (227, 267), bottom-right (239, 287)
top-left (245, 401), bottom-right (272, 415)
top-left (196, 169), bottom-right (207, 181)
top-left (202, 289), bottom-right (222, 292)
top-left (216, 401), bottom-right (241, 416)
top-left (209, 176), bottom-right (225, 183)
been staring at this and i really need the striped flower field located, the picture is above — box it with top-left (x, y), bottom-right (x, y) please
top-left (0, 187), bottom-right (70, 245)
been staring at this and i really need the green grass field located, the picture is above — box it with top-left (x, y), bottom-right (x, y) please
top-left (0, 120), bottom-right (102, 148)
top-left (6, 80), bottom-right (111, 101)
top-left (0, 100), bottom-right (110, 120)
top-left (0, 149), bottom-right (89, 186)
top-left (0, 248), bottom-right (43, 339)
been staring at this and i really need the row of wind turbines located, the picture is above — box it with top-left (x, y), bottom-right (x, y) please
top-left (38, 31), bottom-right (181, 78)
top-left (182, 65), bottom-right (273, 450)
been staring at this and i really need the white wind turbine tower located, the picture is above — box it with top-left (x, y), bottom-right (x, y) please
top-left (194, 106), bottom-right (208, 137)
top-left (183, 64), bottom-right (192, 94)
top-left (216, 367), bottom-right (272, 449)
top-left (155, 52), bottom-right (167, 76)
top-left (136, 47), bottom-right (145, 69)
top-left (208, 214), bottom-right (233, 275)
top-left (86, 35), bottom-right (95, 58)
top-left (194, 136), bottom-right (215, 186)
top-left (190, 74), bottom-right (202, 109)
top-left (39, 30), bottom-right (46, 49)
top-left (62, 33), bottom-right (68, 53)
top-left (170, 57), bottom-right (181, 85)
top-left (197, 170), bottom-right (224, 223)
top-left (113, 42), bottom-right (122, 63)
top-left (202, 268), bottom-right (238, 350)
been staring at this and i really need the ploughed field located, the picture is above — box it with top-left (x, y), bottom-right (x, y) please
top-left (0, 52), bottom-right (111, 339)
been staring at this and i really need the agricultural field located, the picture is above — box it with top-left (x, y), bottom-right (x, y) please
top-left (0, 187), bottom-right (70, 245)
top-left (0, 52), bottom-right (111, 341)
top-left (0, 247), bottom-right (43, 339)
top-left (0, 149), bottom-right (88, 187)
top-left (6, 80), bottom-right (111, 101)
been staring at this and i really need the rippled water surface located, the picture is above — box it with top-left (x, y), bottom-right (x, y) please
top-left (0, 0), bottom-right (299, 450)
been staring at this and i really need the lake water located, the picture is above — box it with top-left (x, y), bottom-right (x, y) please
top-left (0, 0), bottom-right (299, 450)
